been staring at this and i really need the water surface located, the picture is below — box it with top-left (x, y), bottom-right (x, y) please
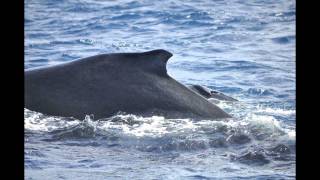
top-left (25, 0), bottom-right (295, 179)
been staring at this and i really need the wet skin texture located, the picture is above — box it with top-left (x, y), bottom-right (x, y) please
top-left (25, 49), bottom-right (231, 120)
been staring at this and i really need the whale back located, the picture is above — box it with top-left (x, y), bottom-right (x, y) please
top-left (25, 50), bottom-right (231, 120)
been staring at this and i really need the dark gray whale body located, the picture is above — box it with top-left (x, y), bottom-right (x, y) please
top-left (25, 49), bottom-right (231, 120)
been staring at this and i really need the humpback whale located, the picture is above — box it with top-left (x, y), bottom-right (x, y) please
top-left (25, 49), bottom-right (231, 120)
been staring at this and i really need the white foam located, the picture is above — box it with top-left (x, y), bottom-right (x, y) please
top-left (256, 106), bottom-right (295, 116)
top-left (244, 113), bottom-right (295, 139)
top-left (24, 106), bottom-right (295, 140)
top-left (97, 114), bottom-right (197, 137)
top-left (24, 109), bottom-right (80, 132)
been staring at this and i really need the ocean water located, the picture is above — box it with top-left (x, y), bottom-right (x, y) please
top-left (24, 0), bottom-right (296, 179)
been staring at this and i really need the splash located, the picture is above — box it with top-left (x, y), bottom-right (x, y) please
top-left (25, 106), bottom-right (295, 143)
top-left (24, 109), bottom-right (80, 132)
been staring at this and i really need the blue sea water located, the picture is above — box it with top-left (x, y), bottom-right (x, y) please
top-left (25, 0), bottom-right (295, 179)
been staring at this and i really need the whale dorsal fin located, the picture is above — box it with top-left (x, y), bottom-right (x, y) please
top-left (140, 49), bottom-right (173, 76)
top-left (70, 49), bottom-right (173, 77)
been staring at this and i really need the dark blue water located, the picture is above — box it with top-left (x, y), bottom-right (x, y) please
top-left (25, 0), bottom-right (295, 179)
